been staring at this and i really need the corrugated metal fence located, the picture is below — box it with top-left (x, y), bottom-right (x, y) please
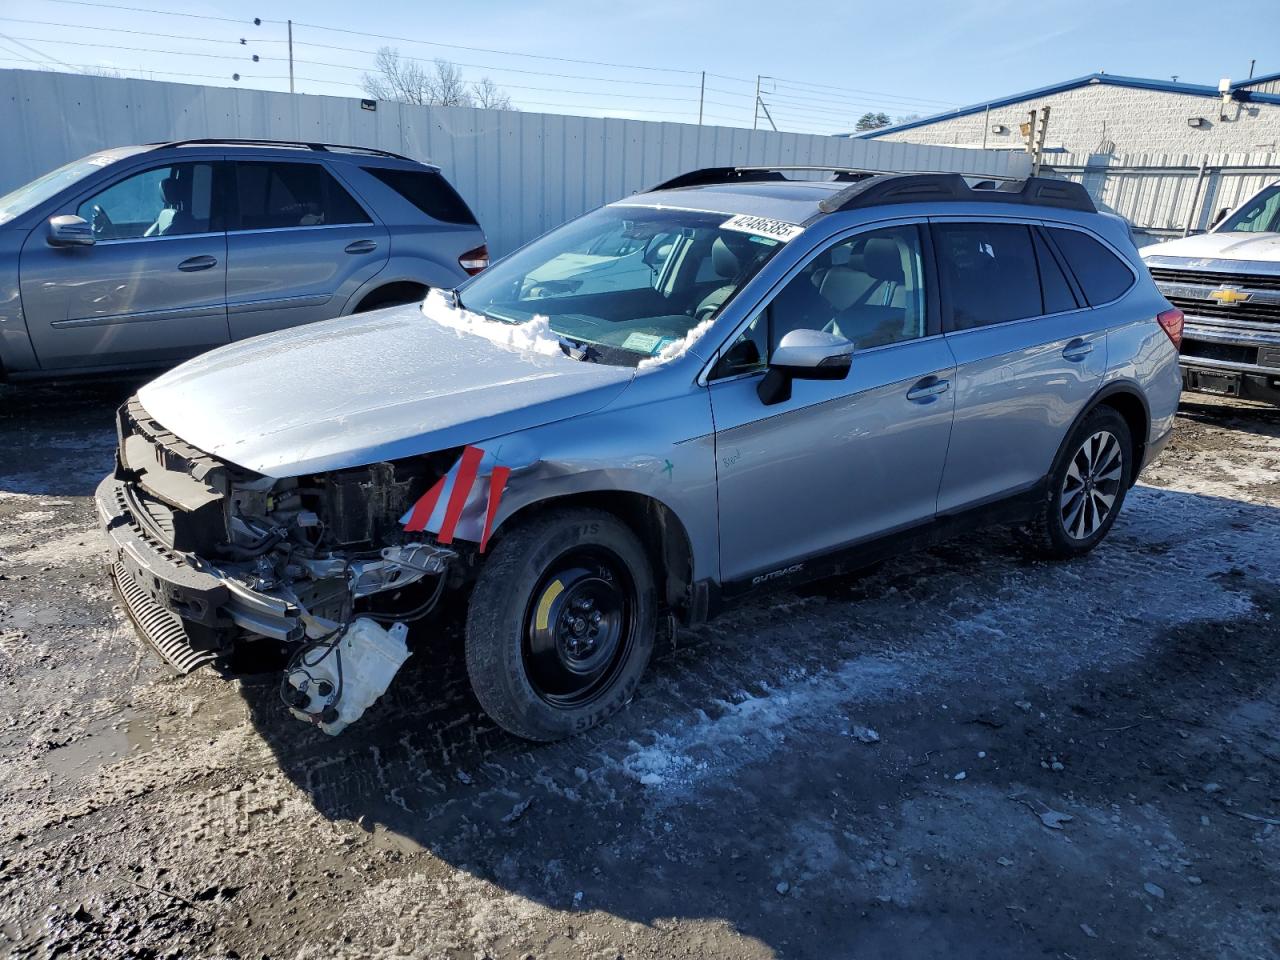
top-left (0, 69), bottom-right (1030, 255)
top-left (1047, 151), bottom-right (1280, 243)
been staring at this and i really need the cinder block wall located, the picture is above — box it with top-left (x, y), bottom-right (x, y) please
top-left (873, 84), bottom-right (1280, 155)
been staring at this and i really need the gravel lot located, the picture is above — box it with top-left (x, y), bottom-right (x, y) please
top-left (1, 382), bottom-right (1278, 960)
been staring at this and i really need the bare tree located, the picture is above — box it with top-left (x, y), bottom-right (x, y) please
top-left (362, 47), bottom-right (515, 110)
top-left (471, 75), bottom-right (514, 111)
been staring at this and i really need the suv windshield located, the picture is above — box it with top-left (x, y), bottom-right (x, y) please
top-left (1218, 184), bottom-right (1280, 233)
top-left (456, 204), bottom-right (788, 364)
top-left (0, 150), bottom-right (140, 226)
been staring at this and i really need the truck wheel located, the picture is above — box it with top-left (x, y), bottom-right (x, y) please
top-left (464, 508), bottom-right (656, 741)
top-left (1025, 405), bottom-right (1133, 559)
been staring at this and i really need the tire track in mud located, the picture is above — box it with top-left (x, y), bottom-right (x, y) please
top-left (3, 387), bottom-right (1280, 959)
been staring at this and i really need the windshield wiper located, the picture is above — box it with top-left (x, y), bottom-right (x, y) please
top-left (557, 335), bottom-right (596, 362)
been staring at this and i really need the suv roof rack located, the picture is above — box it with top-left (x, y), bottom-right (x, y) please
top-left (817, 172), bottom-right (1095, 214)
top-left (149, 138), bottom-right (417, 162)
top-left (648, 166), bottom-right (1095, 214)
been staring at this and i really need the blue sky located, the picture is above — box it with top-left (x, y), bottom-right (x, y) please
top-left (1, 0), bottom-right (1277, 134)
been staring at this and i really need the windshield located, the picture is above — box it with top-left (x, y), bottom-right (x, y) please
top-left (456, 204), bottom-right (790, 365)
top-left (0, 151), bottom-right (132, 226)
top-left (1217, 184), bottom-right (1280, 234)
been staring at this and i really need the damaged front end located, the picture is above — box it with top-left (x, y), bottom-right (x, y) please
top-left (97, 396), bottom-right (472, 734)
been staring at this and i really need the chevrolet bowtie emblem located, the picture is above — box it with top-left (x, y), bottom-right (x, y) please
top-left (1209, 286), bottom-right (1250, 305)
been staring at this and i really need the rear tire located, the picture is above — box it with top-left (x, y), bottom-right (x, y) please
top-left (465, 508), bottom-right (656, 741)
top-left (1025, 405), bottom-right (1133, 559)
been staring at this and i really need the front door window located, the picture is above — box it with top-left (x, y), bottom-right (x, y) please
top-left (77, 162), bottom-right (216, 240)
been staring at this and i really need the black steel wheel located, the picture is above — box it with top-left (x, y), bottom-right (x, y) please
top-left (522, 547), bottom-right (638, 708)
top-left (465, 508), bottom-right (655, 741)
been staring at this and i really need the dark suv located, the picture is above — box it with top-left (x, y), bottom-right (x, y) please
top-left (0, 139), bottom-right (486, 379)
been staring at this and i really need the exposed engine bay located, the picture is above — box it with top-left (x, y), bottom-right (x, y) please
top-left (100, 397), bottom-right (470, 734)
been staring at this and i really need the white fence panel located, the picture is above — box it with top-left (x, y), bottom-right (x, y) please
top-left (1, 69), bottom-right (1029, 255)
top-left (1050, 151), bottom-right (1280, 241)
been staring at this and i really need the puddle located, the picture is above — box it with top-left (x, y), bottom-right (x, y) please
top-left (42, 707), bottom-right (157, 783)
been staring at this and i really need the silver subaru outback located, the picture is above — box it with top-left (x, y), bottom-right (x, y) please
top-left (0, 139), bottom-right (486, 380)
top-left (97, 166), bottom-right (1182, 741)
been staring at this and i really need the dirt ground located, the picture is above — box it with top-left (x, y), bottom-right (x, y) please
top-left (1, 382), bottom-right (1278, 960)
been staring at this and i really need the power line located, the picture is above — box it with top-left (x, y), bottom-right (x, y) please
top-left (287, 19), bottom-right (701, 75)
top-left (0, 15), bottom-right (254, 45)
top-left (39, 0), bottom-right (272, 26)
top-left (0, 56), bottom-right (262, 82)
top-left (0, 32), bottom-right (76, 69)
top-left (766, 75), bottom-right (957, 108)
top-left (274, 55), bottom-right (698, 102)
top-left (0, 34), bottom-right (260, 62)
top-left (286, 41), bottom-right (699, 89)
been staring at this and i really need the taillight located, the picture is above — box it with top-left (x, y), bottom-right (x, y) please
top-left (459, 243), bottom-right (489, 276)
top-left (1157, 307), bottom-right (1184, 350)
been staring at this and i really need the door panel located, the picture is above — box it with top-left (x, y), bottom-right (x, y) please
top-left (711, 338), bottom-right (957, 584)
top-left (932, 219), bottom-right (1106, 512)
top-left (224, 161), bottom-right (389, 339)
top-left (21, 236), bottom-right (229, 370)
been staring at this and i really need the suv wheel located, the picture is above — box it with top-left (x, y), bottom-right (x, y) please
top-left (1025, 405), bottom-right (1133, 559)
top-left (464, 508), bottom-right (656, 741)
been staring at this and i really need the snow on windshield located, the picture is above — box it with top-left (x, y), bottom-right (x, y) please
top-left (421, 288), bottom-right (563, 358)
top-left (636, 315), bottom-right (717, 371)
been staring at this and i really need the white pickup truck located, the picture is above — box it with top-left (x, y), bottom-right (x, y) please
top-left (1142, 182), bottom-right (1280, 405)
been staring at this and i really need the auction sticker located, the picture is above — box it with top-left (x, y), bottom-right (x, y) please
top-left (720, 214), bottom-right (804, 243)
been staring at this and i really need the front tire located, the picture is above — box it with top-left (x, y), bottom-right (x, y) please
top-left (1025, 405), bottom-right (1133, 559)
top-left (464, 508), bottom-right (656, 741)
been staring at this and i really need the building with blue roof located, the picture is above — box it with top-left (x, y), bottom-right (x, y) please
top-left (853, 72), bottom-right (1280, 156)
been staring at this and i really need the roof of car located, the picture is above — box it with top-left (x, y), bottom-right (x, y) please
top-left (622, 167), bottom-right (1095, 224)
top-left (143, 138), bottom-right (438, 169)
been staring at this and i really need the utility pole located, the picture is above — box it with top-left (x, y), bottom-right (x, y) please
top-left (753, 74), bottom-right (761, 130)
top-left (1020, 106), bottom-right (1051, 175)
top-left (757, 96), bottom-right (777, 132)
top-left (287, 19), bottom-right (295, 94)
top-left (698, 71), bottom-right (705, 125)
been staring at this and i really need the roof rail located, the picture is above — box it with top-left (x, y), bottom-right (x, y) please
top-left (149, 138), bottom-right (416, 162)
top-left (648, 164), bottom-right (1028, 193)
top-left (817, 173), bottom-right (1096, 214)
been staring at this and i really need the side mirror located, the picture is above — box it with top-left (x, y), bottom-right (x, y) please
top-left (757, 328), bottom-right (854, 405)
top-left (1211, 207), bottom-right (1230, 228)
top-left (48, 214), bottom-right (95, 247)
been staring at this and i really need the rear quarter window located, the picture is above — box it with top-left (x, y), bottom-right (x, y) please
top-left (1048, 228), bottom-right (1135, 306)
top-left (365, 167), bottom-right (477, 225)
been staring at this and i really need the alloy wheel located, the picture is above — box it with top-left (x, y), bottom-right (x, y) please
top-left (1060, 430), bottom-right (1124, 541)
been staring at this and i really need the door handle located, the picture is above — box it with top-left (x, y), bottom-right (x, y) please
top-left (1062, 338), bottom-right (1094, 361)
top-left (177, 255), bottom-right (218, 272)
top-left (906, 377), bottom-right (951, 402)
top-left (344, 239), bottom-right (378, 255)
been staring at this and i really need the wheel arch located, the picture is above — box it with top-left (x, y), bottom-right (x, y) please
top-left (1061, 381), bottom-right (1151, 488)
top-left (352, 279), bottom-right (429, 313)
top-left (488, 490), bottom-right (696, 622)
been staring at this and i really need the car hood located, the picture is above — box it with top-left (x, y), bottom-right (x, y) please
top-left (137, 304), bottom-right (636, 477)
top-left (1142, 231), bottom-right (1280, 269)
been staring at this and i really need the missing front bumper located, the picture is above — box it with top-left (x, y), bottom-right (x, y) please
top-left (97, 474), bottom-right (305, 670)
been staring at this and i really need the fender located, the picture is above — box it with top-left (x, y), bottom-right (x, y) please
top-left (1049, 378), bottom-right (1151, 491)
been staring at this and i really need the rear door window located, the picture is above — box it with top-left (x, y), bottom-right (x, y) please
top-left (933, 222), bottom-right (1043, 330)
top-left (364, 167), bottom-right (477, 225)
top-left (1047, 228), bottom-right (1135, 306)
top-left (1032, 228), bottom-right (1079, 314)
top-left (232, 162), bottom-right (371, 230)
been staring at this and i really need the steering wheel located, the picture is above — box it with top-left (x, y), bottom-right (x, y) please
top-left (89, 204), bottom-right (114, 238)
